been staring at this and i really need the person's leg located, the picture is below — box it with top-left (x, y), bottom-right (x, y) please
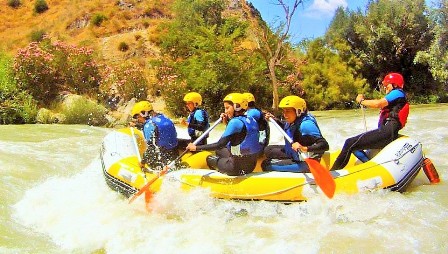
top-left (330, 123), bottom-right (398, 170)
top-left (264, 145), bottom-right (288, 159)
top-left (206, 155), bottom-right (219, 170)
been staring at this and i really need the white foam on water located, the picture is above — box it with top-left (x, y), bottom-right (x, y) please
top-left (8, 106), bottom-right (448, 253)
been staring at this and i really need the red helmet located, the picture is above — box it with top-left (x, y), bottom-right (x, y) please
top-left (382, 72), bottom-right (404, 88)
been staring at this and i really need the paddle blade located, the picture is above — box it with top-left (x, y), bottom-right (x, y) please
top-left (145, 189), bottom-right (153, 203)
top-left (128, 166), bottom-right (170, 204)
top-left (306, 158), bottom-right (336, 198)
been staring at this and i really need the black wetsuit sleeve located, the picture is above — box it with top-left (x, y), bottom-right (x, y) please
top-left (307, 137), bottom-right (329, 154)
top-left (195, 135), bottom-right (232, 151)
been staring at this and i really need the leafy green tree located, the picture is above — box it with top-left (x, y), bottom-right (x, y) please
top-left (242, 0), bottom-right (305, 110)
top-left (298, 39), bottom-right (367, 110)
top-left (415, 0), bottom-right (448, 94)
top-left (326, 0), bottom-right (435, 98)
top-left (154, 0), bottom-right (266, 118)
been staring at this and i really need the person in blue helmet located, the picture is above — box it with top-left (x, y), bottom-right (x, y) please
top-left (131, 101), bottom-right (178, 170)
top-left (262, 95), bottom-right (329, 173)
top-left (243, 92), bottom-right (270, 150)
top-left (330, 72), bottom-right (410, 171)
top-left (186, 93), bottom-right (262, 176)
top-left (178, 92), bottom-right (210, 149)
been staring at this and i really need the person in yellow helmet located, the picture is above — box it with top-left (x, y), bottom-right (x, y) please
top-left (186, 93), bottom-right (262, 176)
top-left (262, 95), bottom-right (329, 172)
top-left (131, 101), bottom-right (178, 170)
top-left (243, 92), bottom-right (270, 148)
top-left (178, 92), bottom-right (210, 149)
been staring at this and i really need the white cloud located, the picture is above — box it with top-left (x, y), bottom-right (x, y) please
top-left (306, 0), bottom-right (348, 17)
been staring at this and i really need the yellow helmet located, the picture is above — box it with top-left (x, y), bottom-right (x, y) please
top-left (279, 95), bottom-right (306, 113)
top-left (223, 93), bottom-right (248, 111)
top-left (131, 101), bottom-right (153, 117)
top-left (183, 92), bottom-right (202, 106)
top-left (243, 92), bottom-right (255, 103)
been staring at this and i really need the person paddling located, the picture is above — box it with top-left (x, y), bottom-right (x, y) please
top-left (330, 72), bottom-right (410, 171)
top-left (262, 95), bottom-right (329, 173)
top-left (178, 92), bottom-right (210, 149)
top-left (185, 93), bottom-right (262, 176)
top-left (131, 101), bottom-right (178, 171)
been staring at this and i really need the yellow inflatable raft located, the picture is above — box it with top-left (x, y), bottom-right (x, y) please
top-left (100, 128), bottom-right (425, 201)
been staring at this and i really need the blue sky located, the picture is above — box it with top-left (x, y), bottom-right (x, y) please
top-left (247, 0), bottom-right (370, 43)
top-left (248, 0), bottom-right (436, 43)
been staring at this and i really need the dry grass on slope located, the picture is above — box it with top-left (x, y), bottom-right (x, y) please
top-left (0, 0), bottom-right (172, 64)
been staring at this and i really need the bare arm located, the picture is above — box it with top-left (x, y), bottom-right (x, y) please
top-left (356, 94), bottom-right (388, 109)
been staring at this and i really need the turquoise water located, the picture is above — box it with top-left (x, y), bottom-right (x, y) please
top-left (1, 105), bottom-right (448, 254)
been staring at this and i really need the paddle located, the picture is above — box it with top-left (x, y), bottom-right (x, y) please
top-left (269, 118), bottom-right (335, 198)
top-left (128, 118), bottom-right (222, 204)
top-left (130, 127), bottom-right (143, 161)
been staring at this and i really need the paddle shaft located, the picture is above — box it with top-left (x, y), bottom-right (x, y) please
top-left (268, 117), bottom-right (336, 198)
top-left (130, 127), bottom-right (142, 161)
top-left (163, 117), bottom-right (222, 169)
top-left (128, 118), bottom-right (222, 204)
top-left (269, 118), bottom-right (306, 160)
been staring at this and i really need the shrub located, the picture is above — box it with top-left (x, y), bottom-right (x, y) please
top-left (118, 41), bottom-right (129, 51)
top-left (34, 0), bottom-right (48, 14)
top-left (1, 53), bottom-right (38, 124)
top-left (29, 29), bottom-right (46, 42)
top-left (60, 95), bottom-right (107, 126)
top-left (100, 63), bottom-right (148, 102)
top-left (91, 13), bottom-right (107, 26)
top-left (13, 38), bottom-right (101, 106)
top-left (8, 0), bottom-right (21, 8)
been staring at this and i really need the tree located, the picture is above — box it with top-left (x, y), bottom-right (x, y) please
top-left (415, 0), bottom-right (448, 93)
top-left (298, 39), bottom-right (367, 110)
top-left (326, 0), bottom-right (435, 98)
top-left (242, 0), bottom-right (305, 110)
top-left (154, 0), bottom-right (266, 118)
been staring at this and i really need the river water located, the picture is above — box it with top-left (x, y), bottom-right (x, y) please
top-left (1, 104), bottom-right (447, 254)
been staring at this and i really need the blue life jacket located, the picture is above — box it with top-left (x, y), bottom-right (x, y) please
top-left (246, 107), bottom-right (269, 147)
top-left (227, 115), bottom-right (262, 156)
top-left (143, 113), bottom-right (178, 150)
top-left (187, 108), bottom-right (209, 139)
top-left (284, 113), bottom-right (323, 160)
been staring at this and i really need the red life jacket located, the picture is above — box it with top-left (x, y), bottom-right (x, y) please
top-left (378, 90), bottom-right (409, 129)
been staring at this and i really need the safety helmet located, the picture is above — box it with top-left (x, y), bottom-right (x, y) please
top-left (243, 92), bottom-right (255, 103)
top-left (131, 101), bottom-right (153, 117)
top-left (279, 95), bottom-right (306, 114)
top-left (382, 73), bottom-right (404, 88)
top-left (223, 93), bottom-right (248, 111)
top-left (183, 92), bottom-right (202, 106)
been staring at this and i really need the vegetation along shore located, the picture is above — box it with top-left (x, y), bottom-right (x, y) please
top-left (1, 0), bottom-right (446, 126)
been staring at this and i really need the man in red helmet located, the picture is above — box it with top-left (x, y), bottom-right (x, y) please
top-left (330, 72), bottom-right (410, 171)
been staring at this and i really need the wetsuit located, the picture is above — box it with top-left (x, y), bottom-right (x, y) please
top-left (246, 107), bottom-right (270, 149)
top-left (262, 113), bottom-right (329, 173)
top-left (141, 113), bottom-right (178, 169)
top-left (178, 108), bottom-right (209, 149)
top-left (195, 115), bottom-right (262, 176)
top-left (330, 89), bottom-right (409, 171)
